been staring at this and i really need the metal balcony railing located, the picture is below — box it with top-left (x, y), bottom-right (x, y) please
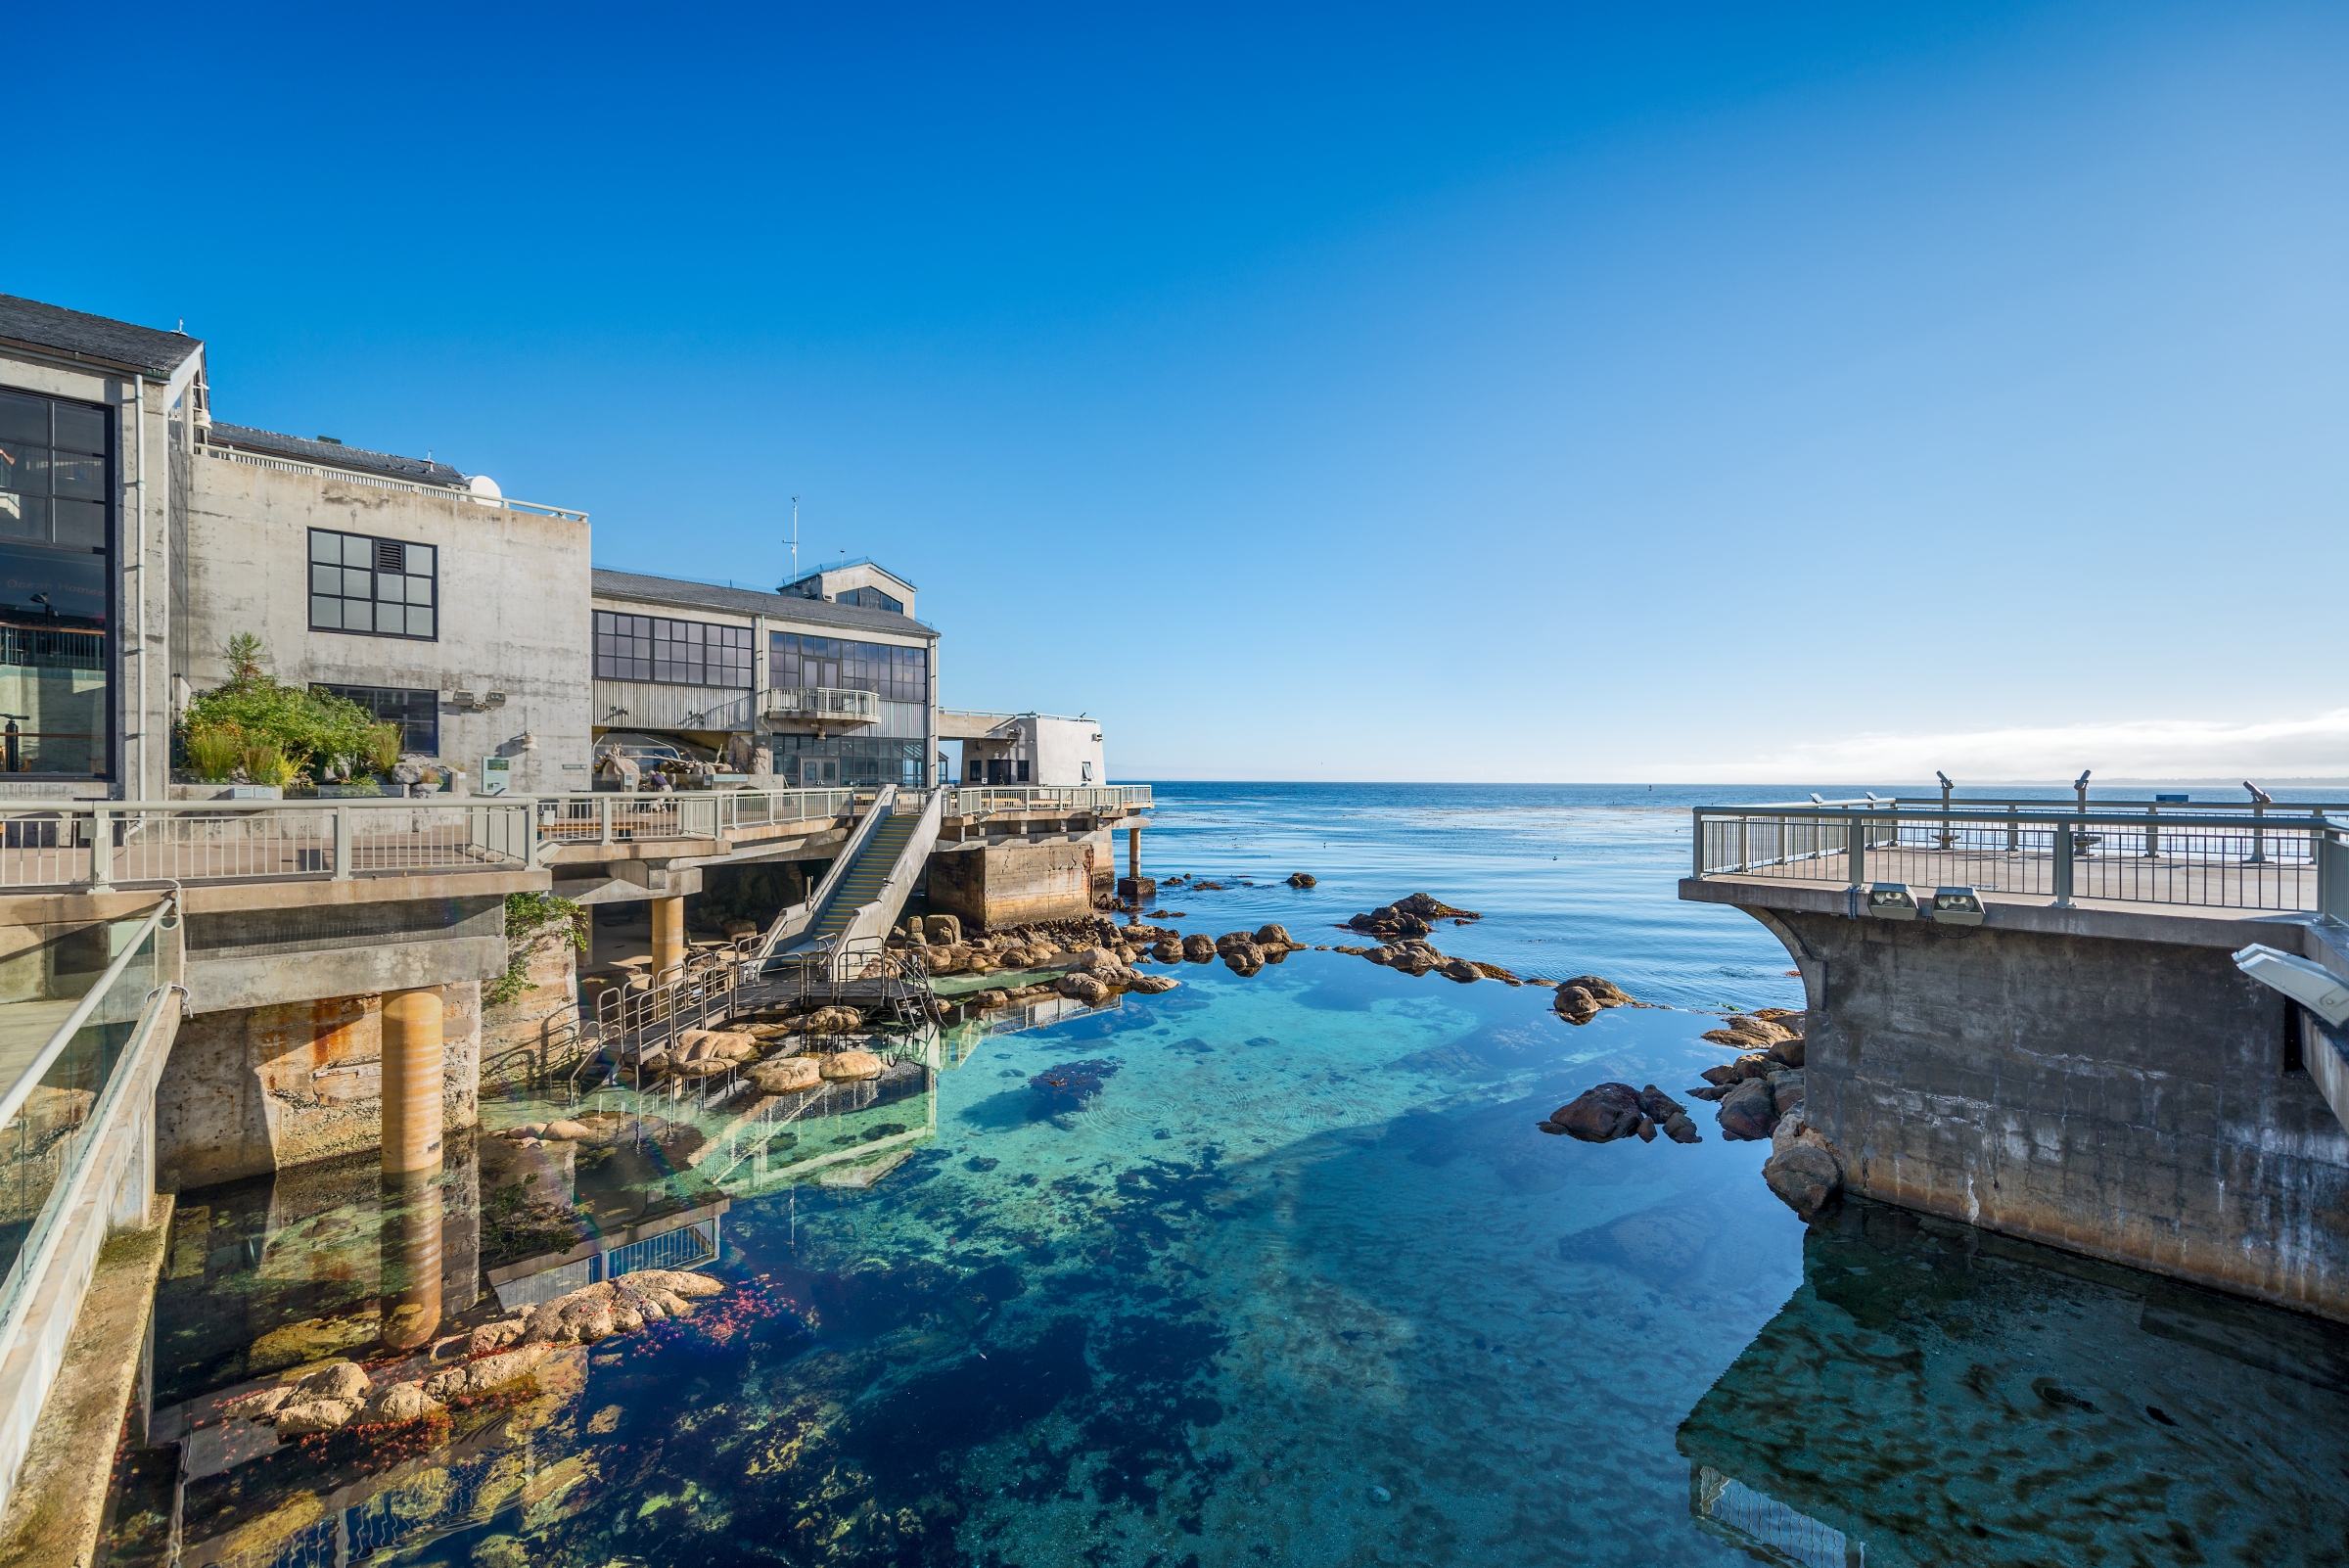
top-left (946, 785), bottom-right (1153, 816)
top-left (762, 686), bottom-right (881, 723)
top-left (1690, 796), bottom-right (2349, 918)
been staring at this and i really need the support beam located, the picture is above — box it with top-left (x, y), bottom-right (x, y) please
top-left (651, 895), bottom-right (686, 974)
top-left (380, 989), bottom-right (443, 1179)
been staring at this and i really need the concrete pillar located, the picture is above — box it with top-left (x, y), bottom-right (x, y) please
top-left (651, 896), bottom-right (686, 974)
top-left (380, 989), bottom-right (443, 1178)
top-left (1128, 822), bottom-right (1141, 883)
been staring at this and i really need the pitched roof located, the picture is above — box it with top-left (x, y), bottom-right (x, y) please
top-left (0, 295), bottom-right (205, 380)
top-left (592, 568), bottom-right (937, 639)
top-left (206, 423), bottom-right (470, 487)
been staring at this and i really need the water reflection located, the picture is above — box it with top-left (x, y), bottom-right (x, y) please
top-left (1677, 1198), bottom-right (2349, 1567)
top-left (115, 1031), bottom-right (942, 1568)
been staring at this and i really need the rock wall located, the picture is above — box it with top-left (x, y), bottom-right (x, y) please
top-left (927, 840), bottom-right (1100, 932)
top-left (1754, 908), bottom-right (2349, 1321)
top-left (158, 982), bottom-right (483, 1189)
top-left (480, 932), bottom-right (579, 1090)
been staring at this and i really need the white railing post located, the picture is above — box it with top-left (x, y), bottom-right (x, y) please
top-left (333, 807), bottom-right (352, 879)
top-left (601, 795), bottom-right (614, 845)
top-left (86, 807), bottom-right (111, 892)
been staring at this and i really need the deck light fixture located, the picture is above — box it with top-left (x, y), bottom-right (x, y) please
top-left (1865, 883), bottom-right (1918, 919)
top-left (1929, 887), bottom-right (1985, 925)
top-left (2234, 943), bottom-right (2349, 1027)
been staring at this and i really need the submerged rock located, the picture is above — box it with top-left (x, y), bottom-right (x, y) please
top-left (1763, 1130), bottom-right (1843, 1218)
top-left (274, 1398), bottom-right (356, 1437)
top-left (751, 1056), bottom-right (823, 1094)
top-left (1287, 872), bottom-right (1316, 888)
top-left (1661, 1112), bottom-right (1702, 1144)
top-left (1030, 1057), bottom-right (1122, 1112)
top-left (1636, 1084), bottom-right (1684, 1123)
top-left (294, 1361), bottom-right (370, 1405)
top-left (359, 1381), bottom-right (440, 1424)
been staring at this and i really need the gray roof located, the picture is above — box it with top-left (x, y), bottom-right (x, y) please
top-left (0, 295), bottom-right (206, 380)
top-left (593, 568), bottom-right (937, 639)
top-left (207, 423), bottom-right (471, 487)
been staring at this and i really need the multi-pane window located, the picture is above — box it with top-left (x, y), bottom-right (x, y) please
top-left (594, 612), bottom-right (752, 686)
top-left (769, 633), bottom-right (928, 703)
top-left (0, 390), bottom-right (108, 551)
top-left (312, 684), bottom-right (439, 756)
top-left (309, 530), bottom-right (437, 639)
top-left (771, 734), bottom-right (925, 787)
top-left (834, 585), bottom-right (904, 614)
top-left (0, 388), bottom-right (111, 777)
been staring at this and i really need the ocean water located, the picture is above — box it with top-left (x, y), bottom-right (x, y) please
top-left (114, 784), bottom-right (2349, 1567)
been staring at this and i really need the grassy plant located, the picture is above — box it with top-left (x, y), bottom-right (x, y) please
top-left (183, 726), bottom-right (244, 782)
top-left (363, 722), bottom-right (403, 774)
top-left (237, 744), bottom-right (301, 789)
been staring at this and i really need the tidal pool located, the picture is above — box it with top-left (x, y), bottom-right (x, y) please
top-left (111, 947), bottom-right (2349, 1566)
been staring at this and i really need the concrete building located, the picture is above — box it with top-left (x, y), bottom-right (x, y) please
top-left (592, 567), bottom-right (939, 787)
top-left (943, 710), bottom-right (1106, 787)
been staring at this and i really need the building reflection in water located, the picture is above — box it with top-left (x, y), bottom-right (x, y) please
top-left (1677, 1197), bottom-right (2349, 1568)
top-left (114, 1030), bottom-right (942, 1568)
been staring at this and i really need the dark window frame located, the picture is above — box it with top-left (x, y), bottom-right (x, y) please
top-left (307, 528), bottom-right (438, 641)
top-left (0, 383), bottom-right (115, 781)
top-left (768, 631), bottom-right (929, 704)
top-left (594, 611), bottom-right (752, 687)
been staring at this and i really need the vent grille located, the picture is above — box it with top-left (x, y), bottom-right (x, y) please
top-left (374, 539), bottom-right (407, 573)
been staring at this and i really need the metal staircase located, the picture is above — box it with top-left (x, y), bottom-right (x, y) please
top-left (758, 787), bottom-right (944, 979)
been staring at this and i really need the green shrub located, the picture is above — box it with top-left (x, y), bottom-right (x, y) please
top-left (179, 635), bottom-right (385, 782)
top-left (183, 728), bottom-right (244, 782)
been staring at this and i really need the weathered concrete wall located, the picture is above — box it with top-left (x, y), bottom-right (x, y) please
top-left (183, 460), bottom-right (590, 791)
top-left (157, 981), bottom-right (481, 1188)
top-left (480, 928), bottom-right (579, 1089)
top-left (927, 840), bottom-right (1099, 931)
top-left (1752, 907), bottom-right (2349, 1320)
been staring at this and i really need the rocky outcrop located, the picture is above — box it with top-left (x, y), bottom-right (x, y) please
top-left (1286, 873), bottom-right (1316, 888)
top-left (1552, 974), bottom-right (1635, 1023)
top-left (274, 1399), bottom-right (357, 1437)
top-left (1055, 972), bottom-right (1112, 1004)
top-left (749, 1056), bottom-right (823, 1094)
top-left (1541, 1083), bottom-right (1645, 1142)
top-left (359, 1381), bottom-right (440, 1424)
top-left (1128, 975), bottom-right (1180, 994)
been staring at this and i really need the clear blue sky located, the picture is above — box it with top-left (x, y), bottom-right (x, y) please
top-left (21, 3), bottom-right (2348, 782)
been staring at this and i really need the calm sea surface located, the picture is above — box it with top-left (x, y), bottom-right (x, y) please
top-left (118, 783), bottom-right (2349, 1567)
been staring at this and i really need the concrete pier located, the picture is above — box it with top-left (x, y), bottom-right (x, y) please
top-left (1684, 873), bottom-right (2349, 1320)
top-left (380, 989), bottom-right (445, 1179)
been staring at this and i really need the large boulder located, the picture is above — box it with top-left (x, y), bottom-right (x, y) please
top-left (225, 1386), bottom-right (293, 1422)
top-left (1439, 958), bottom-right (1480, 984)
top-left (1055, 972), bottom-right (1111, 1003)
top-left (1181, 934), bottom-right (1216, 961)
top-left (1716, 1078), bottom-right (1780, 1141)
top-left (274, 1399), bottom-right (357, 1437)
top-left (1661, 1112), bottom-right (1702, 1144)
top-left (820, 1049), bottom-right (885, 1081)
top-left (799, 1005), bottom-right (866, 1035)
top-left (1769, 1035), bottom-right (1807, 1069)
top-left (1771, 1071), bottom-right (1807, 1118)
top-left (359, 1381), bottom-right (440, 1424)
top-left (294, 1361), bottom-right (370, 1405)
top-left (426, 1344), bottom-right (555, 1398)
top-left (1545, 1084), bottom-right (1646, 1143)
top-left (1286, 873), bottom-right (1315, 888)
top-left (1254, 924), bottom-right (1293, 947)
top-left (1221, 944), bottom-right (1266, 974)
top-left (924, 913), bottom-right (962, 945)
top-left (1699, 1054), bottom-right (1773, 1086)
top-left (1554, 985), bottom-right (1598, 1019)
top-left (751, 1056), bottom-right (822, 1094)
top-left (1635, 1085), bottom-right (1684, 1123)
top-left (1128, 975), bottom-right (1180, 994)
top-left (1763, 1143), bottom-right (1842, 1218)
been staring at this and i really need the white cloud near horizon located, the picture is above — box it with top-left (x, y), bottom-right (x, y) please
top-left (1637, 710), bottom-right (2349, 785)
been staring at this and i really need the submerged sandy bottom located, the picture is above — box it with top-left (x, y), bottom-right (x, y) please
top-left (121, 952), bottom-right (2349, 1568)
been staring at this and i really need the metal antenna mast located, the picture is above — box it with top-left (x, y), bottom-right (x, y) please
top-left (790, 495), bottom-right (800, 586)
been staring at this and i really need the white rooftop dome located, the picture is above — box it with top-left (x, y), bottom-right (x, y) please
top-left (468, 474), bottom-right (503, 507)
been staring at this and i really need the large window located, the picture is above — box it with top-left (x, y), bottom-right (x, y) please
top-left (594, 612), bottom-right (753, 686)
top-left (309, 530), bottom-right (436, 640)
top-left (834, 585), bottom-right (903, 613)
top-left (771, 734), bottom-right (925, 788)
top-left (0, 388), bottom-right (110, 777)
top-left (312, 684), bottom-right (438, 756)
top-left (769, 632), bottom-right (928, 703)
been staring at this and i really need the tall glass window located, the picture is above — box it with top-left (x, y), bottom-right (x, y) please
top-left (0, 388), bottom-right (110, 778)
top-left (311, 684), bottom-right (439, 756)
top-left (309, 530), bottom-right (436, 640)
top-left (769, 632), bottom-right (927, 703)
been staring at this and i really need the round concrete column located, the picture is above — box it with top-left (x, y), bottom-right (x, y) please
top-left (651, 895), bottom-right (686, 975)
top-left (381, 988), bottom-right (444, 1178)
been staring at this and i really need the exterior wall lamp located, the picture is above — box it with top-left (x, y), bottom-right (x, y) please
top-left (1865, 883), bottom-right (1918, 919)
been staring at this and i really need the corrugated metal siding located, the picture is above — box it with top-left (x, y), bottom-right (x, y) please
top-left (592, 679), bottom-right (755, 732)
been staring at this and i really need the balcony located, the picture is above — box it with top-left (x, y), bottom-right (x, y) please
top-left (762, 686), bottom-right (880, 726)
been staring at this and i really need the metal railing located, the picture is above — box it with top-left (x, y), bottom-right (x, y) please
top-left (947, 784), bottom-right (1153, 816)
top-left (1691, 798), bottom-right (2349, 917)
top-left (0, 898), bottom-right (175, 1373)
top-left (200, 442), bottom-right (588, 521)
top-left (762, 686), bottom-right (882, 722)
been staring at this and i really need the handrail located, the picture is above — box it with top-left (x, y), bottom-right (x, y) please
top-left (200, 443), bottom-right (588, 521)
top-left (0, 897), bottom-right (174, 1133)
top-left (757, 785), bottom-right (898, 963)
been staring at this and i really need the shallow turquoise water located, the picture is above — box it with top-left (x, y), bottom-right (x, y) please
top-left (119, 785), bottom-right (2349, 1567)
